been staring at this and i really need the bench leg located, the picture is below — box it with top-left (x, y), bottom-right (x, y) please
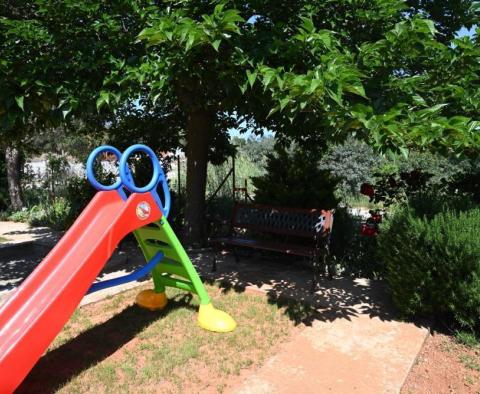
top-left (324, 245), bottom-right (334, 280)
top-left (233, 248), bottom-right (240, 263)
top-left (212, 254), bottom-right (217, 272)
top-left (311, 255), bottom-right (320, 293)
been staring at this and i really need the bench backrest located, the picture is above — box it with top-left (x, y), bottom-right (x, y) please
top-left (231, 203), bottom-right (334, 238)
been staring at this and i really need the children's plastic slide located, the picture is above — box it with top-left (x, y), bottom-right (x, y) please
top-left (0, 145), bottom-right (236, 393)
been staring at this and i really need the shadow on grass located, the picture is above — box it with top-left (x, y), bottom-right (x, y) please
top-left (17, 294), bottom-right (195, 394)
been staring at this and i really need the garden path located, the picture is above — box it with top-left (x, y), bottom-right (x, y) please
top-left (195, 253), bottom-right (429, 394)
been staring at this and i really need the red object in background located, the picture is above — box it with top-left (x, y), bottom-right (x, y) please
top-left (0, 191), bottom-right (162, 393)
top-left (360, 183), bottom-right (375, 197)
top-left (360, 223), bottom-right (378, 236)
top-left (360, 210), bottom-right (384, 237)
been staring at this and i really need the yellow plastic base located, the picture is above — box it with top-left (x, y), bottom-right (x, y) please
top-left (135, 289), bottom-right (168, 311)
top-left (198, 303), bottom-right (237, 333)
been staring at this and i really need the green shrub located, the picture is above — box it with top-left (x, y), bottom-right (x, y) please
top-left (8, 198), bottom-right (72, 230)
top-left (330, 207), bottom-right (383, 278)
top-left (8, 209), bottom-right (31, 223)
top-left (379, 204), bottom-right (480, 331)
top-left (28, 198), bottom-right (71, 230)
top-left (252, 146), bottom-right (339, 209)
top-left (319, 137), bottom-right (381, 197)
top-left (455, 330), bottom-right (480, 348)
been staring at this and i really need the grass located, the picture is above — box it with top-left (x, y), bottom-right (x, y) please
top-left (0, 236), bottom-right (7, 243)
top-left (19, 283), bottom-right (297, 393)
top-left (455, 330), bottom-right (480, 348)
top-left (460, 354), bottom-right (480, 372)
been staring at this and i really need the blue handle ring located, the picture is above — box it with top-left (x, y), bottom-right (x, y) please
top-left (157, 170), bottom-right (171, 218)
top-left (86, 145), bottom-right (123, 191)
top-left (119, 144), bottom-right (161, 193)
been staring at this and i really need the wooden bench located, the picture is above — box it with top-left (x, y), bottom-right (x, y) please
top-left (211, 203), bottom-right (334, 291)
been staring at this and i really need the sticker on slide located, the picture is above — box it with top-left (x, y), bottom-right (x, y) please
top-left (136, 202), bottom-right (151, 220)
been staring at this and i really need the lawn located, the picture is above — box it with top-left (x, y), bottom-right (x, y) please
top-left (18, 283), bottom-right (298, 393)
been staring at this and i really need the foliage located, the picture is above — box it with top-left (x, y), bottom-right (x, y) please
top-left (232, 136), bottom-right (275, 169)
top-left (455, 330), bottom-right (480, 348)
top-left (252, 145), bottom-right (339, 209)
top-left (0, 1), bottom-right (146, 137)
top-left (319, 137), bottom-right (381, 197)
top-left (2, 0), bottom-right (479, 242)
top-left (329, 207), bottom-right (383, 278)
top-left (369, 152), bottom-right (478, 206)
top-left (8, 198), bottom-right (71, 230)
top-left (447, 160), bottom-right (480, 204)
top-left (379, 201), bottom-right (480, 332)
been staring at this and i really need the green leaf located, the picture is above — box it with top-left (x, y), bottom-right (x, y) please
top-left (267, 106), bottom-right (279, 118)
top-left (279, 97), bottom-right (290, 110)
top-left (222, 9), bottom-right (244, 24)
top-left (299, 17), bottom-right (315, 33)
top-left (15, 96), bottom-right (24, 111)
top-left (239, 81), bottom-right (248, 94)
top-left (399, 146), bottom-right (409, 158)
top-left (344, 83), bottom-right (366, 98)
top-left (307, 79), bottom-right (322, 94)
top-left (96, 91), bottom-right (110, 110)
top-left (412, 95), bottom-right (427, 106)
top-left (213, 3), bottom-right (226, 15)
top-left (246, 70), bottom-right (257, 87)
top-left (212, 39), bottom-right (221, 51)
top-left (186, 34), bottom-right (195, 51)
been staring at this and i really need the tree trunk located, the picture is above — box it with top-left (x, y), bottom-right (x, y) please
top-left (5, 145), bottom-right (24, 211)
top-left (184, 109), bottom-right (213, 246)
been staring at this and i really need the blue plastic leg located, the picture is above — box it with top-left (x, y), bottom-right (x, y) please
top-left (87, 251), bottom-right (164, 294)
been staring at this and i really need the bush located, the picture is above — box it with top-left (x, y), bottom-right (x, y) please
top-left (379, 202), bottom-right (480, 332)
top-left (28, 198), bottom-right (71, 230)
top-left (329, 207), bottom-right (383, 278)
top-left (319, 137), bottom-right (380, 197)
top-left (8, 198), bottom-right (72, 230)
top-left (252, 146), bottom-right (339, 209)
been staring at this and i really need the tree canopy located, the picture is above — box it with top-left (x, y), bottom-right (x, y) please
top-left (1, 0), bottom-right (479, 243)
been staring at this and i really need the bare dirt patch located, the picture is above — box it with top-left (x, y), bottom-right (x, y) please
top-left (402, 332), bottom-right (480, 394)
top-left (17, 282), bottom-right (300, 393)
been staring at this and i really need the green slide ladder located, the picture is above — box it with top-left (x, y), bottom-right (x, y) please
top-left (133, 219), bottom-right (236, 332)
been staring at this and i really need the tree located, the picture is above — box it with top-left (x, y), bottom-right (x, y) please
top-left (1, 0), bottom-right (478, 246)
top-left (252, 145), bottom-right (339, 209)
top-left (101, 2), bottom-right (372, 243)
top-left (0, 1), bottom-right (148, 209)
top-left (319, 137), bottom-right (381, 196)
top-left (109, 0), bottom-right (478, 244)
